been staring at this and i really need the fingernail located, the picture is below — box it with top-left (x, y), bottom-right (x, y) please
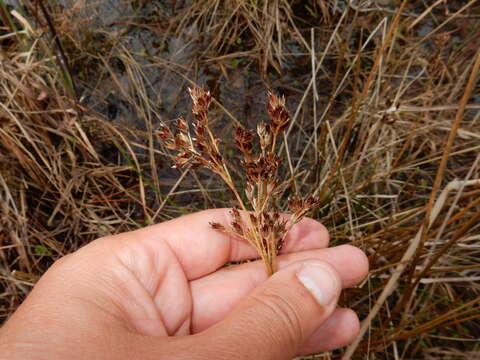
top-left (297, 263), bottom-right (338, 306)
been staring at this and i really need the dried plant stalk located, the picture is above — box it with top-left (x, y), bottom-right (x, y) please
top-left (157, 88), bottom-right (319, 276)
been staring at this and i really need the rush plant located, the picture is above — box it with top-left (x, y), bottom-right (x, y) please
top-left (157, 88), bottom-right (318, 275)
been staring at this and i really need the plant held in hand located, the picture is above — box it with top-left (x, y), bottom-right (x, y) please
top-left (157, 88), bottom-right (319, 275)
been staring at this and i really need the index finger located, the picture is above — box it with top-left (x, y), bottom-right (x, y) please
top-left (121, 208), bottom-right (329, 280)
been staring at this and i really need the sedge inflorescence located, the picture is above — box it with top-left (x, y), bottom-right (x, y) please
top-left (157, 87), bottom-right (319, 275)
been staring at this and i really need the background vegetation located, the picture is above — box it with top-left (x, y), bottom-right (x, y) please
top-left (1, 0), bottom-right (479, 358)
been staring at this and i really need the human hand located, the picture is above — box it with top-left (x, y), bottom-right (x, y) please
top-left (0, 209), bottom-right (368, 359)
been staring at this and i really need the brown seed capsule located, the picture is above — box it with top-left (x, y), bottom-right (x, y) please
top-left (288, 196), bottom-right (302, 213)
top-left (210, 222), bottom-right (226, 231)
top-left (173, 156), bottom-right (190, 168)
top-left (176, 117), bottom-right (188, 133)
top-left (193, 121), bottom-right (206, 137)
top-left (231, 220), bottom-right (243, 235)
top-left (156, 125), bottom-right (173, 140)
top-left (245, 182), bottom-right (254, 201)
top-left (174, 133), bottom-right (189, 149)
top-left (231, 207), bottom-right (241, 222)
top-left (235, 126), bottom-right (254, 156)
top-left (257, 122), bottom-right (272, 151)
top-left (194, 139), bottom-right (208, 153)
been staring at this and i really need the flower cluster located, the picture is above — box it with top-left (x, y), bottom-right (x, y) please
top-left (157, 88), bottom-right (319, 275)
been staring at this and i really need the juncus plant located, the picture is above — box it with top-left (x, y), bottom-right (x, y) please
top-left (157, 88), bottom-right (319, 275)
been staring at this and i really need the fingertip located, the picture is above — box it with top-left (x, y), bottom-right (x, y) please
top-left (336, 244), bottom-right (369, 285)
top-left (344, 308), bottom-right (361, 338)
top-left (336, 308), bottom-right (360, 340)
top-left (299, 308), bottom-right (360, 355)
top-left (282, 217), bottom-right (330, 253)
top-left (303, 218), bottom-right (330, 246)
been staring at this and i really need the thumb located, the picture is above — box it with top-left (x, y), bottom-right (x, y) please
top-left (201, 260), bottom-right (342, 360)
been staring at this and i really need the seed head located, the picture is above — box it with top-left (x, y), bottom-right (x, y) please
top-left (188, 87), bottom-right (212, 123)
top-left (267, 92), bottom-right (290, 133)
top-left (235, 126), bottom-right (254, 157)
top-left (157, 87), bottom-right (317, 277)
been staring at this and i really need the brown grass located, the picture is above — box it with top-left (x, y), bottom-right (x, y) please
top-left (1, 0), bottom-right (480, 358)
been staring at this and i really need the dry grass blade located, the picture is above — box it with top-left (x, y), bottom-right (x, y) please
top-left (342, 179), bottom-right (480, 359)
